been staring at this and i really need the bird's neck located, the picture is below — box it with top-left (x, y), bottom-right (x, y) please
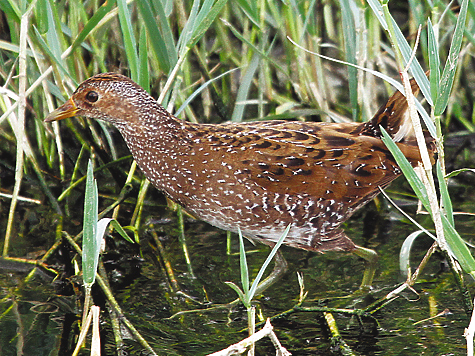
top-left (116, 101), bottom-right (188, 143)
top-left (116, 103), bottom-right (194, 190)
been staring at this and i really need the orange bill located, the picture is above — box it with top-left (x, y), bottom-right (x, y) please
top-left (44, 98), bottom-right (78, 122)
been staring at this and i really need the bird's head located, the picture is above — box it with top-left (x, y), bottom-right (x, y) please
top-left (45, 73), bottom-right (154, 126)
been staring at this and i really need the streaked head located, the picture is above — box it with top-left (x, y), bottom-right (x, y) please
top-left (45, 73), bottom-right (153, 125)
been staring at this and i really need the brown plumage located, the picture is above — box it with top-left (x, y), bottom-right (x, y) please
top-left (46, 73), bottom-right (435, 288)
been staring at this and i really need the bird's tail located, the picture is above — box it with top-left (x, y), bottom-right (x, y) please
top-left (362, 78), bottom-right (422, 142)
top-left (362, 77), bottom-right (436, 165)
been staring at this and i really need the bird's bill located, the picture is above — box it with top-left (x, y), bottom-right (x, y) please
top-left (44, 98), bottom-right (79, 122)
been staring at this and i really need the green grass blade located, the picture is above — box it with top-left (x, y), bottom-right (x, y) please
top-left (33, 26), bottom-right (72, 82)
top-left (45, 0), bottom-right (63, 61)
top-left (437, 161), bottom-right (454, 227)
top-left (379, 189), bottom-right (436, 240)
top-left (389, 15), bottom-right (432, 106)
top-left (117, 0), bottom-right (138, 80)
top-left (288, 37), bottom-right (437, 138)
top-left (442, 214), bottom-right (475, 280)
top-left (248, 224), bottom-right (290, 301)
top-left (367, 0), bottom-right (431, 105)
top-left (177, 0), bottom-right (200, 56)
top-left (175, 67), bottom-right (240, 116)
top-left (105, 219), bottom-right (135, 244)
top-left (138, 25), bottom-right (150, 93)
top-left (237, 227), bottom-right (249, 297)
top-left (0, 40), bottom-right (44, 59)
top-left (380, 127), bottom-right (431, 212)
top-left (383, 128), bottom-right (475, 278)
top-left (445, 168), bottom-right (475, 179)
top-left (187, 0), bottom-right (229, 49)
top-left (366, 0), bottom-right (388, 30)
top-left (339, 0), bottom-right (358, 120)
top-left (445, 6), bottom-right (475, 48)
top-left (427, 18), bottom-right (440, 101)
top-left (83, 160), bottom-right (100, 286)
top-left (224, 281), bottom-right (246, 305)
top-left (71, 0), bottom-right (115, 50)
top-left (137, 0), bottom-right (176, 73)
top-left (231, 52), bottom-right (260, 122)
top-left (407, 0), bottom-right (428, 57)
top-left (224, 19), bottom-right (289, 77)
top-left (95, 219), bottom-right (134, 248)
top-left (234, 0), bottom-right (259, 27)
top-left (434, 0), bottom-right (469, 116)
top-left (300, 0), bottom-right (318, 39)
top-left (33, 1), bottom-right (71, 79)
top-left (0, 0), bottom-right (21, 23)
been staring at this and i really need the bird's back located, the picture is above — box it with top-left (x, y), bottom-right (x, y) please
top-left (130, 79), bottom-right (434, 252)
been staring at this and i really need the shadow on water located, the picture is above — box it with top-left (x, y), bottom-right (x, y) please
top-left (1, 176), bottom-right (473, 355)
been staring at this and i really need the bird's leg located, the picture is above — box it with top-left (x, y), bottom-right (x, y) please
top-left (353, 245), bottom-right (378, 291)
top-left (253, 249), bottom-right (288, 296)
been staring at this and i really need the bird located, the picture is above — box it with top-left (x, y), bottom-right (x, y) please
top-left (45, 72), bottom-right (435, 291)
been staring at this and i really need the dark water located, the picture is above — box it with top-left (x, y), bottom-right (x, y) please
top-left (0, 191), bottom-right (472, 355)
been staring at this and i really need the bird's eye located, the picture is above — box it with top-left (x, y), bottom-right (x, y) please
top-left (85, 91), bottom-right (99, 103)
